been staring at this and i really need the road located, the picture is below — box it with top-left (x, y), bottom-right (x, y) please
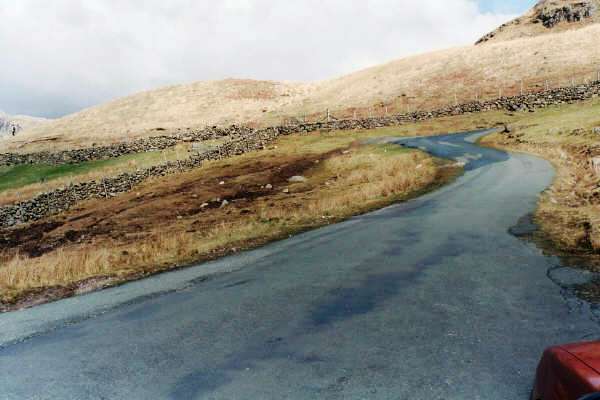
top-left (1, 131), bottom-right (599, 399)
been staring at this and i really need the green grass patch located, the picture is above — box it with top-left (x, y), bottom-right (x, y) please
top-left (0, 145), bottom-right (190, 193)
top-left (0, 161), bottom-right (111, 192)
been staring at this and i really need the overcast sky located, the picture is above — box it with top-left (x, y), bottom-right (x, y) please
top-left (0, 0), bottom-right (536, 118)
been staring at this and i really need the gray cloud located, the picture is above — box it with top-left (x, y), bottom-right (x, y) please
top-left (0, 1), bottom-right (514, 118)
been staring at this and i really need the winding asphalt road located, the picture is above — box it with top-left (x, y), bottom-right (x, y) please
top-left (1, 131), bottom-right (599, 399)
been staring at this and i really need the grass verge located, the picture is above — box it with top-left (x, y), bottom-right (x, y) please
top-left (480, 98), bottom-right (600, 270)
top-left (0, 130), bottom-right (461, 310)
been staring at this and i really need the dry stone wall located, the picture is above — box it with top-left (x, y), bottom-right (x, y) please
top-left (0, 131), bottom-right (280, 228)
top-left (2, 81), bottom-right (600, 228)
top-left (0, 125), bottom-right (255, 166)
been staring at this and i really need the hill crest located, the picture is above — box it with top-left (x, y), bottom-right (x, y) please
top-left (477, 0), bottom-right (600, 44)
top-left (5, 5), bottom-right (600, 152)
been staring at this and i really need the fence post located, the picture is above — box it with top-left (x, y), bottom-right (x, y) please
top-left (353, 110), bottom-right (357, 120)
top-left (520, 80), bottom-right (524, 96)
top-left (176, 148), bottom-right (182, 171)
top-left (326, 109), bottom-right (330, 123)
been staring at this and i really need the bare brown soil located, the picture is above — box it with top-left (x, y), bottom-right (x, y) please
top-left (0, 138), bottom-right (458, 311)
top-left (0, 151), bottom-right (334, 260)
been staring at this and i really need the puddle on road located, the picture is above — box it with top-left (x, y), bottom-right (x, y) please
top-left (509, 213), bottom-right (600, 312)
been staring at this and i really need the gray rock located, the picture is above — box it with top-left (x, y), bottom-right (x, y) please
top-left (288, 176), bottom-right (307, 183)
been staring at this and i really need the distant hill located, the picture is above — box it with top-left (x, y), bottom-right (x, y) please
top-left (4, 2), bottom-right (600, 152)
top-left (477, 0), bottom-right (600, 44)
top-left (0, 111), bottom-right (47, 139)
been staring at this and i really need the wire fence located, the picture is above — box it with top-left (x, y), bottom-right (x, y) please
top-left (282, 68), bottom-right (600, 125)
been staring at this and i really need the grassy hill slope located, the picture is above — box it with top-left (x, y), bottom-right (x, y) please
top-left (477, 0), bottom-right (600, 44)
top-left (5, 2), bottom-right (600, 152)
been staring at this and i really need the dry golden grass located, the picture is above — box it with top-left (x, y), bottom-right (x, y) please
top-left (481, 98), bottom-right (600, 255)
top-left (0, 144), bottom-right (444, 302)
top-left (5, 21), bottom-right (600, 151)
top-left (477, 0), bottom-right (600, 45)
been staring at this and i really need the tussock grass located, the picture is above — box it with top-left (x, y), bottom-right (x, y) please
top-left (0, 143), bottom-right (444, 302)
top-left (481, 98), bottom-right (600, 255)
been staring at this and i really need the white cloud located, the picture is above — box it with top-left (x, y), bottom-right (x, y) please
top-left (0, 0), bottom-right (515, 117)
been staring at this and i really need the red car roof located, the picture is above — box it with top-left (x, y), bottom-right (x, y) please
top-left (535, 341), bottom-right (600, 400)
top-left (561, 342), bottom-right (600, 376)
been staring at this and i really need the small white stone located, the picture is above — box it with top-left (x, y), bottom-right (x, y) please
top-left (288, 175), bottom-right (307, 183)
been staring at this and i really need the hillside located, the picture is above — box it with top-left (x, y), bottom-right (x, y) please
top-left (477, 0), bottom-right (600, 44)
top-left (4, 3), bottom-right (600, 152)
top-left (0, 111), bottom-right (47, 139)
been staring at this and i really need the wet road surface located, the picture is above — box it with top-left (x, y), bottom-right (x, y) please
top-left (1, 131), bottom-right (599, 399)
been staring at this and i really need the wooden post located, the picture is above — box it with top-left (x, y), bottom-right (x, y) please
top-left (175, 148), bottom-right (182, 171)
top-left (326, 109), bottom-right (330, 123)
top-left (385, 106), bottom-right (388, 116)
top-left (520, 80), bottom-right (524, 96)
top-left (353, 110), bottom-right (357, 120)
top-left (475, 91), bottom-right (479, 102)
top-left (454, 92), bottom-right (458, 106)
top-left (545, 80), bottom-right (549, 91)
top-left (572, 77), bottom-right (576, 87)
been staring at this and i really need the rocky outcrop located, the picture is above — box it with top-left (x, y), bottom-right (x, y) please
top-left (535, 1), bottom-right (596, 28)
top-left (0, 111), bottom-right (48, 138)
top-left (0, 118), bottom-right (21, 137)
top-left (2, 80), bottom-right (600, 228)
top-left (476, 0), bottom-right (600, 45)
